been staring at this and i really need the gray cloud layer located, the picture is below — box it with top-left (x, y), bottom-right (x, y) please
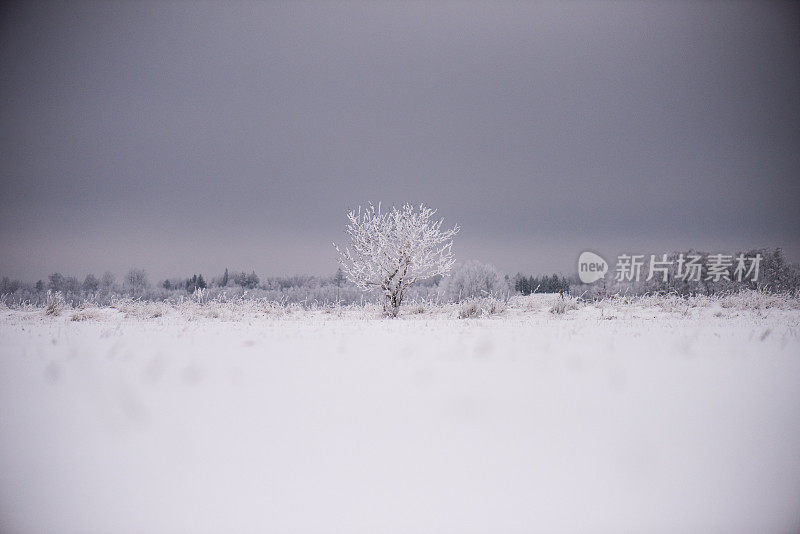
top-left (2, 1), bottom-right (798, 280)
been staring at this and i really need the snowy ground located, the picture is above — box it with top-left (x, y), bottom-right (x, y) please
top-left (1, 295), bottom-right (799, 533)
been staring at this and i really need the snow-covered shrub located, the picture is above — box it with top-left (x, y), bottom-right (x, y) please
top-left (715, 289), bottom-right (800, 311)
top-left (70, 309), bottom-right (98, 321)
top-left (193, 287), bottom-right (207, 305)
top-left (505, 294), bottom-right (543, 312)
top-left (335, 203), bottom-right (459, 317)
top-left (458, 297), bottom-right (506, 318)
top-left (407, 303), bottom-right (428, 315)
top-left (550, 295), bottom-right (581, 314)
top-left (112, 299), bottom-right (165, 319)
top-left (587, 289), bottom-right (800, 315)
top-left (441, 260), bottom-right (508, 302)
top-left (44, 290), bottom-right (66, 316)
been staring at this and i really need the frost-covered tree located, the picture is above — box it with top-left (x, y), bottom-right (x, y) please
top-left (334, 203), bottom-right (459, 317)
top-left (82, 273), bottom-right (99, 293)
top-left (124, 268), bottom-right (149, 297)
top-left (441, 260), bottom-right (508, 302)
top-left (48, 273), bottom-right (80, 293)
top-left (48, 272), bottom-right (65, 292)
top-left (100, 271), bottom-right (116, 293)
top-left (233, 270), bottom-right (260, 289)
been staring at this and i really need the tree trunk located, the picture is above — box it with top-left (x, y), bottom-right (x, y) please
top-left (383, 291), bottom-right (402, 317)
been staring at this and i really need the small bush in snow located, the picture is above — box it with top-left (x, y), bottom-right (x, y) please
top-left (408, 303), bottom-right (428, 314)
top-left (71, 309), bottom-right (99, 321)
top-left (458, 297), bottom-right (506, 318)
top-left (193, 288), bottom-right (207, 305)
top-left (715, 289), bottom-right (800, 311)
top-left (550, 295), bottom-right (581, 314)
top-left (44, 291), bottom-right (66, 316)
top-left (113, 299), bottom-right (165, 319)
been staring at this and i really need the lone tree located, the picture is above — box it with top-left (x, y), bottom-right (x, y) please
top-left (334, 203), bottom-right (459, 317)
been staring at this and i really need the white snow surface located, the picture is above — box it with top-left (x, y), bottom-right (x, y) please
top-left (1, 295), bottom-right (799, 533)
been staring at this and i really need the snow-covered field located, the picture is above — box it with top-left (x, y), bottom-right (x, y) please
top-left (1, 294), bottom-right (799, 533)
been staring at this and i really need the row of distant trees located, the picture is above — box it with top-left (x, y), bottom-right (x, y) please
top-left (159, 269), bottom-right (329, 293)
top-left (160, 269), bottom-right (346, 294)
top-left (0, 267), bottom-right (353, 301)
top-left (44, 272), bottom-right (115, 294)
top-left (2, 262), bottom-right (511, 306)
top-left (1, 248), bottom-right (798, 307)
top-left (3, 268), bottom-right (267, 297)
top-left (513, 273), bottom-right (571, 295)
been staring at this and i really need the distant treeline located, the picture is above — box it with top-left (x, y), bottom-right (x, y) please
top-left (513, 273), bottom-right (571, 295)
top-left (1, 248), bottom-right (798, 308)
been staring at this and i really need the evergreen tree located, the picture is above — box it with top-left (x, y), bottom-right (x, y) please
top-left (333, 267), bottom-right (346, 287)
top-left (186, 274), bottom-right (198, 293)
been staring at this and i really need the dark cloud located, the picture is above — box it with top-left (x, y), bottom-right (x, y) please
top-left (2, 1), bottom-right (798, 280)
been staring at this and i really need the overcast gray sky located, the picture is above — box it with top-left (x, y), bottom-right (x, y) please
top-left (1, 0), bottom-right (798, 281)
